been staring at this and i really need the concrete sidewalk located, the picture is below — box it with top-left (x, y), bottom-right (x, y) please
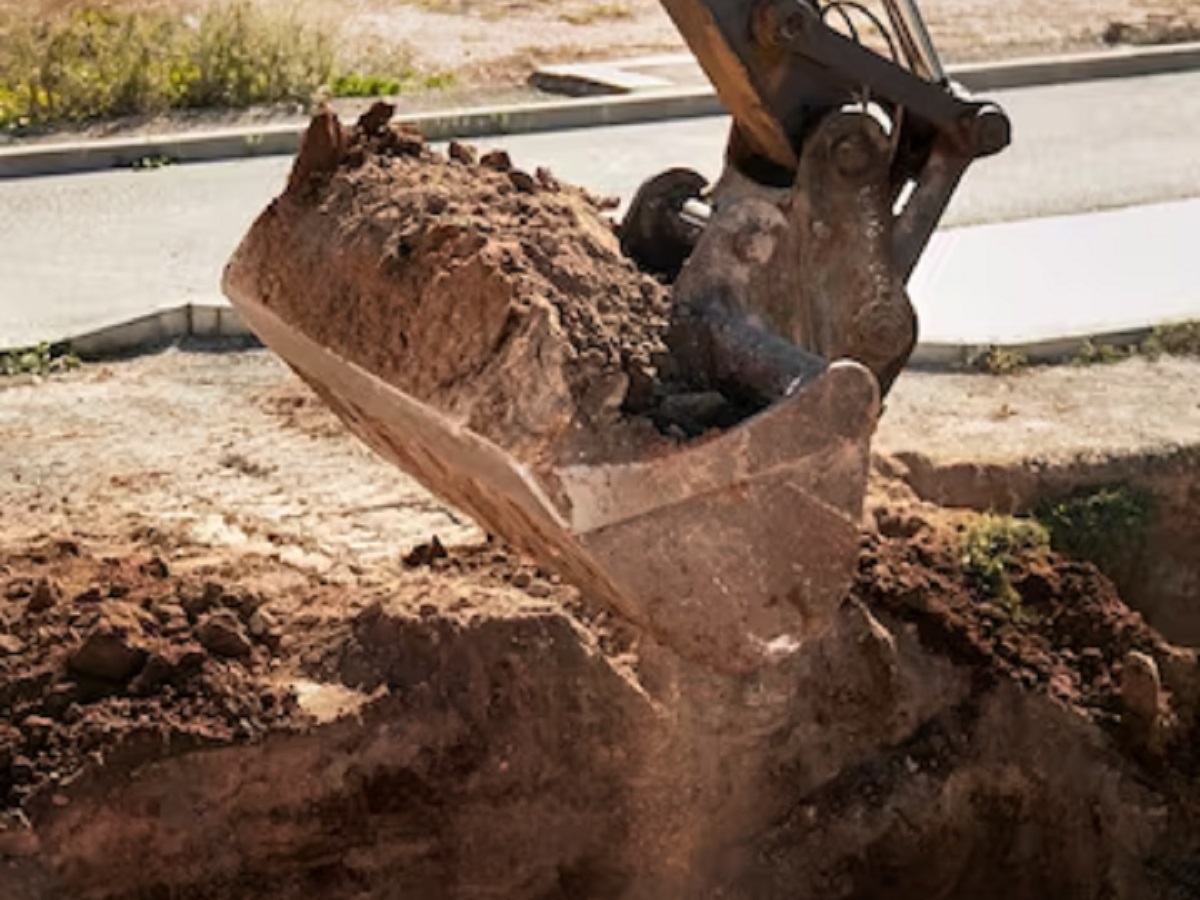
top-left (911, 197), bottom-right (1200, 347)
top-left (2, 73), bottom-right (1199, 356)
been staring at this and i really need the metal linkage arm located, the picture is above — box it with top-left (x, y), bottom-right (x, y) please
top-left (656, 0), bottom-right (1010, 276)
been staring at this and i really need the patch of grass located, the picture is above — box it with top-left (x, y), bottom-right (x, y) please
top-left (1036, 484), bottom-right (1154, 575)
top-left (1072, 322), bottom-right (1200, 366)
top-left (1141, 321), bottom-right (1200, 359)
top-left (561, 2), bottom-right (633, 25)
top-left (1103, 18), bottom-right (1200, 46)
top-left (0, 342), bottom-right (81, 378)
top-left (1073, 338), bottom-right (1132, 366)
top-left (0, 3), bottom-right (445, 130)
top-left (130, 153), bottom-right (178, 170)
top-left (960, 513), bottom-right (1049, 614)
top-left (964, 345), bottom-right (1028, 376)
top-left (330, 68), bottom-right (454, 98)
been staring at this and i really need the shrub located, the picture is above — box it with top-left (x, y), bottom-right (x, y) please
top-left (0, 2), bottom-right (440, 129)
top-left (1036, 485), bottom-right (1153, 575)
top-left (960, 514), bottom-right (1049, 611)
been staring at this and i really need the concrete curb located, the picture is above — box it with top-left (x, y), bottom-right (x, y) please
top-left (2, 43), bottom-right (1197, 179)
top-left (3, 304), bottom-right (1173, 373)
top-left (908, 327), bottom-right (1157, 370)
top-left (64, 305), bottom-right (258, 358)
top-left (534, 41), bottom-right (1200, 96)
top-left (0, 89), bottom-right (723, 179)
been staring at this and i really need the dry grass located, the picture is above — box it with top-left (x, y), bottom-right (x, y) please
top-left (3, 0), bottom-right (1198, 129)
top-left (0, 0), bottom-right (451, 129)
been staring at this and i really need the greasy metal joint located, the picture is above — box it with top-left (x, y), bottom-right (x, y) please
top-left (969, 105), bottom-right (1012, 158)
top-left (832, 132), bottom-right (879, 179)
top-left (751, 0), bottom-right (816, 48)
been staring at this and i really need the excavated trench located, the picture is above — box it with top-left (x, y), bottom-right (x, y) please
top-left (3, 514), bottom-right (1199, 899)
top-left (889, 446), bottom-right (1200, 646)
top-left (4, 108), bottom-right (1200, 897)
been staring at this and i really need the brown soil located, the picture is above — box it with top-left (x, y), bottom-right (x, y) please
top-left (857, 505), bottom-right (1179, 725)
top-left (231, 105), bottom-right (689, 466)
top-left (0, 539), bottom-right (297, 816)
top-left (5, 486), bottom-right (1200, 897)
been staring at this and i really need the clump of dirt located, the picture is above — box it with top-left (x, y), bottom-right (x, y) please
top-left (225, 104), bottom-right (757, 465)
top-left (857, 527), bottom-right (1163, 710)
top-left (229, 104), bottom-right (684, 465)
top-left (0, 539), bottom-right (296, 815)
top-left (857, 495), bottom-right (1200, 771)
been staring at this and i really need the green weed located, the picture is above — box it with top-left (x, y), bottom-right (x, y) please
top-left (1036, 484), bottom-right (1153, 576)
top-left (964, 345), bottom-right (1028, 376)
top-left (1140, 321), bottom-right (1200, 359)
top-left (0, 342), bottom-right (81, 378)
top-left (960, 513), bottom-right (1049, 614)
top-left (1073, 338), bottom-right (1131, 366)
top-left (0, 3), bottom-right (442, 130)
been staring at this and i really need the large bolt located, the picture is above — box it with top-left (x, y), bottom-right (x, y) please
top-left (971, 107), bottom-right (1012, 159)
top-left (833, 132), bottom-right (877, 178)
top-left (732, 224), bottom-right (778, 265)
top-left (751, 0), bottom-right (814, 47)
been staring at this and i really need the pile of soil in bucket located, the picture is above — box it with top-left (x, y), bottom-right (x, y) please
top-left (223, 104), bottom-right (754, 466)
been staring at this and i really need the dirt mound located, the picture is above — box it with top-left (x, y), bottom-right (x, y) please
top-left (857, 528), bottom-right (1166, 713)
top-left (0, 539), bottom-right (296, 817)
top-left (228, 104), bottom-right (692, 465)
top-left (5, 513), bottom-right (1200, 897)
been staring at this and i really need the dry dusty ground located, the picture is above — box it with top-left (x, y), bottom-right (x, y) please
top-left (6, 0), bottom-right (1200, 90)
top-left (4, 349), bottom-right (1200, 900)
top-left (4, 0), bottom-right (1195, 144)
top-left (1, 348), bottom-right (1197, 615)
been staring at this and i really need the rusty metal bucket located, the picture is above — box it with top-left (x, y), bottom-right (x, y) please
top-left (223, 268), bottom-right (878, 673)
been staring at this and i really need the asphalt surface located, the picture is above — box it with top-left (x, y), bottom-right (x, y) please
top-left (1, 70), bottom-right (1199, 347)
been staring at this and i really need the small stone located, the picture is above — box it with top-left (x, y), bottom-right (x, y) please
top-left (68, 606), bottom-right (149, 683)
top-left (227, 590), bottom-right (265, 619)
top-left (386, 123), bottom-right (425, 156)
top-left (1121, 650), bottom-right (1162, 722)
top-left (41, 683), bottom-right (77, 720)
top-left (28, 578), bottom-right (61, 612)
top-left (247, 608), bottom-right (277, 638)
top-left (140, 557), bottom-right (170, 579)
top-left (526, 579), bottom-right (553, 599)
top-left (73, 587), bottom-right (103, 605)
top-left (4, 579), bottom-right (32, 601)
top-left (508, 169), bottom-right (537, 194)
top-left (196, 610), bottom-right (253, 659)
top-left (154, 602), bottom-right (190, 633)
top-left (480, 149), bottom-right (512, 172)
top-left (10, 756), bottom-right (35, 783)
top-left (179, 582), bottom-right (223, 620)
top-left (448, 140), bottom-right (477, 165)
top-left (356, 100), bottom-right (396, 136)
top-left (21, 716), bottom-right (54, 750)
top-left (403, 537), bottom-right (448, 568)
top-left (511, 571), bottom-right (532, 590)
top-left (130, 644), bottom-right (206, 693)
top-left (0, 633), bottom-right (25, 656)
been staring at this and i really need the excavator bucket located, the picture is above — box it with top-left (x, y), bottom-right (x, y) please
top-left (223, 296), bottom-right (877, 673)
top-left (222, 111), bottom-right (880, 675)
top-left (224, 0), bottom-right (1008, 673)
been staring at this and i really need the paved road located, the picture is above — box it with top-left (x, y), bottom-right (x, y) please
top-left (1, 71), bottom-right (1199, 347)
